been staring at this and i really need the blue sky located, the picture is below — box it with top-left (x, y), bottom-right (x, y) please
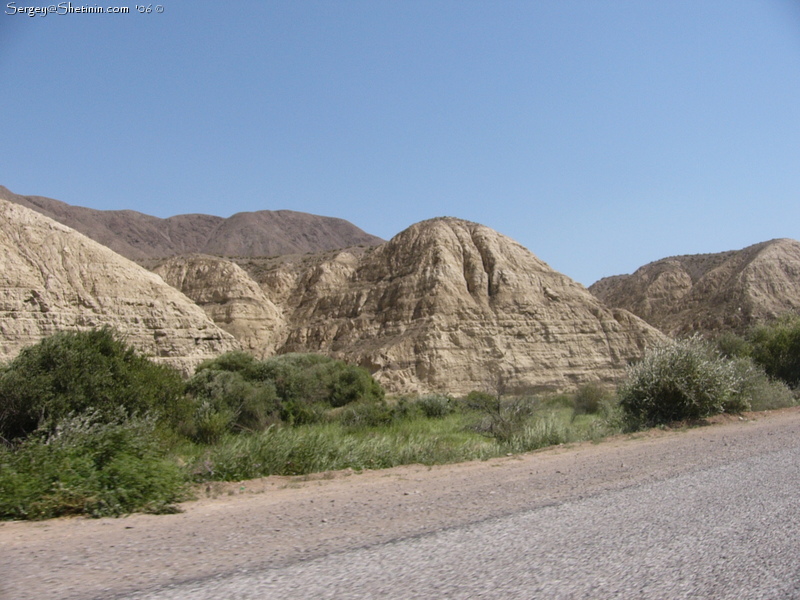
top-left (2, 1), bottom-right (799, 285)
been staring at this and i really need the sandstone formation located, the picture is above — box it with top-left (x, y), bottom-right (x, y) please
top-left (153, 255), bottom-right (285, 357)
top-left (589, 239), bottom-right (800, 336)
top-left (0, 185), bottom-right (384, 261)
top-left (159, 218), bottom-right (665, 394)
top-left (0, 199), bottom-right (239, 372)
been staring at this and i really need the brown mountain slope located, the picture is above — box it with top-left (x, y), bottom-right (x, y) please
top-left (0, 199), bottom-right (239, 372)
top-left (156, 218), bottom-right (665, 394)
top-left (0, 185), bottom-right (384, 260)
top-left (589, 239), bottom-right (800, 336)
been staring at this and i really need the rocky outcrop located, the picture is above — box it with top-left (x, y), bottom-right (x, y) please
top-left (163, 218), bottom-right (665, 394)
top-left (589, 239), bottom-right (800, 336)
top-left (0, 185), bottom-right (384, 261)
top-left (0, 199), bottom-right (239, 372)
top-left (153, 255), bottom-right (285, 358)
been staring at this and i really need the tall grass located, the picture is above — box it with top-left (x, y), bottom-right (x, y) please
top-left (187, 404), bottom-right (618, 482)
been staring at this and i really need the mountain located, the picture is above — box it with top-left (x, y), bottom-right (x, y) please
top-left (0, 186), bottom-right (384, 260)
top-left (589, 239), bottom-right (800, 336)
top-left (0, 199), bottom-right (239, 372)
top-left (156, 218), bottom-right (665, 394)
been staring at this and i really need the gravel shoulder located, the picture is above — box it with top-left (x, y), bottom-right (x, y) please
top-left (2, 408), bottom-right (799, 600)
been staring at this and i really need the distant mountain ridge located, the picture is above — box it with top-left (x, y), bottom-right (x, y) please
top-left (589, 239), bottom-right (800, 336)
top-left (0, 186), bottom-right (385, 260)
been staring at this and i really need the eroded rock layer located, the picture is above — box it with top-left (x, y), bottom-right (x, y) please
top-left (0, 199), bottom-right (239, 372)
top-left (589, 239), bottom-right (800, 336)
top-left (153, 255), bottom-right (284, 358)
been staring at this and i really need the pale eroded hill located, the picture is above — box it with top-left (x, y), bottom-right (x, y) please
top-left (589, 239), bottom-right (800, 335)
top-left (156, 218), bottom-right (665, 394)
top-left (0, 199), bottom-right (239, 372)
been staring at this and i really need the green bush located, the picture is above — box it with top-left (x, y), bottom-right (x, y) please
top-left (185, 368), bottom-right (280, 441)
top-left (0, 328), bottom-right (186, 442)
top-left (338, 401), bottom-right (393, 429)
top-left (748, 314), bottom-right (800, 388)
top-left (186, 352), bottom-right (385, 436)
top-left (258, 353), bottom-right (384, 407)
top-left (464, 392), bottom-right (538, 443)
top-left (729, 357), bottom-right (796, 411)
top-left (572, 383), bottom-right (613, 416)
top-left (619, 336), bottom-right (750, 428)
top-left (416, 394), bottom-right (455, 418)
top-left (0, 411), bottom-right (186, 520)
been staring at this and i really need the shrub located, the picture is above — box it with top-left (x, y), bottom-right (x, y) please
top-left (0, 411), bottom-right (186, 520)
top-left (728, 357), bottom-right (796, 411)
top-left (714, 331), bottom-right (752, 360)
top-left (572, 383), bottom-right (614, 416)
top-left (186, 352), bottom-right (385, 436)
top-left (258, 353), bottom-right (384, 407)
top-left (748, 314), bottom-right (800, 388)
top-left (619, 336), bottom-right (749, 428)
top-left (338, 401), bottom-right (393, 429)
top-left (0, 328), bottom-right (186, 442)
top-left (185, 368), bottom-right (280, 441)
top-left (416, 394), bottom-right (455, 418)
top-left (464, 392), bottom-right (537, 443)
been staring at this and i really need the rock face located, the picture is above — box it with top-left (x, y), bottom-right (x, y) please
top-left (0, 199), bottom-right (239, 372)
top-left (0, 185), bottom-right (384, 261)
top-left (152, 255), bottom-right (284, 358)
top-left (589, 239), bottom-right (800, 336)
top-left (158, 218), bottom-right (665, 394)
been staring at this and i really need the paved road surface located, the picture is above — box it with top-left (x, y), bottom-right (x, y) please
top-left (2, 409), bottom-right (799, 599)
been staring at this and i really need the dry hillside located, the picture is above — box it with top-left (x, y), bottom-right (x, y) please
top-left (589, 239), bottom-right (800, 336)
top-left (156, 218), bottom-right (665, 394)
top-left (0, 199), bottom-right (239, 372)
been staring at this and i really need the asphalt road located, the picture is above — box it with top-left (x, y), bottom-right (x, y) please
top-left (124, 443), bottom-right (800, 599)
top-left (2, 409), bottom-right (799, 600)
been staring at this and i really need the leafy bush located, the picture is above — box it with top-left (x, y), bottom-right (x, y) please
top-left (0, 328), bottom-right (186, 442)
top-left (572, 383), bottom-right (613, 416)
top-left (0, 411), bottom-right (186, 520)
top-left (257, 353), bottom-right (384, 407)
top-left (729, 357), bottom-right (796, 411)
top-left (185, 368), bottom-right (280, 442)
top-left (415, 394), bottom-right (455, 418)
top-left (619, 336), bottom-right (749, 428)
top-left (186, 352), bottom-right (385, 436)
top-left (338, 401), bottom-right (393, 429)
top-left (748, 314), bottom-right (800, 388)
top-left (464, 391), bottom-right (537, 443)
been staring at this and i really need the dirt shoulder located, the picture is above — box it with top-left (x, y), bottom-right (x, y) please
top-left (2, 408), bottom-right (799, 600)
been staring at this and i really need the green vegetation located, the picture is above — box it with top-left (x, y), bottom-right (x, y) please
top-left (0, 328), bottom-right (186, 441)
top-left (2, 321), bottom-right (797, 521)
top-left (618, 336), bottom-right (751, 428)
top-left (0, 411), bottom-right (186, 520)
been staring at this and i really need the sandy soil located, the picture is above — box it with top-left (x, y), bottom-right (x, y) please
top-left (1, 407), bottom-right (799, 600)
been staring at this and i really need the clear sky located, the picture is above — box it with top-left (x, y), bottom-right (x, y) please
top-left (1, 1), bottom-right (799, 285)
